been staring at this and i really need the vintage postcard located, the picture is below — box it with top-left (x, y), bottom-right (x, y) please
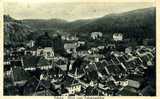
top-left (1, 0), bottom-right (159, 98)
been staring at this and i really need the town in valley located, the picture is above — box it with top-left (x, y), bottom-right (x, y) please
top-left (4, 3), bottom-right (156, 96)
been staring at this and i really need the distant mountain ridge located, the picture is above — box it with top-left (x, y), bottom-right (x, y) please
top-left (4, 7), bottom-right (156, 46)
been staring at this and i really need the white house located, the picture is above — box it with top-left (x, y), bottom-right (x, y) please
top-left (37, 47), bottom-right (54, 60)
top-left (115, 80), bottom-right (128, 87)
top-left (61, 35), bottom-right (78, 41)
top-left (66, 84), bottom-right (81, 94)
top-left (91, 32), bottom-right (103, 40)
top-left (26, 40), bottom-right (35, 48)
top-left (64, 42), bottom-right (78, 53)
top-left (113, 33), bottom-right (123, 41)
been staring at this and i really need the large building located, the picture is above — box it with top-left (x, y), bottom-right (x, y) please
top-left (113, 33), bottom-right (123, 41)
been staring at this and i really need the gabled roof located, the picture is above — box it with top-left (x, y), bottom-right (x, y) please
top-left (61, 75), bottom-right (79, 87)
top-left (23, 76), bottom-right (54, 95)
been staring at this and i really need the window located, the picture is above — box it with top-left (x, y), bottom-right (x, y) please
top-left (47, 52), bottom-right (51, 57)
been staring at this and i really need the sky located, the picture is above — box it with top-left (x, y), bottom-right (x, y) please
top-left (4, 0), bottom-right (155, 21)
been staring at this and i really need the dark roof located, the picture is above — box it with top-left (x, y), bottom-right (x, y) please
top-left (48, 67), bottom-right (64, 77)
top-left (37, 57), bottom-right (50, 66)
top-left (12, 67), bottom-right (31, 81)
top-left (85, 86), bottom-right (100, 96)
top-left (111, 56), bottom-right (120, 64)
top-left (88, 70), bottom-right (98, 81)
top-left (4, 64), bottom-right (11, 71)
top-left (23, 56), bottom-right (40, 67)
top-left (79, 73), bottom-right (91, 83)
top-left (117, 56), bottom-right (126, 63)
top-left (106, 64), bottom-right (123, 75)
top-left (23, 76), bottom-right (54, 95)
top-left (88, 63), bottom-right (97, 71)
top-left (61, 75), bottom-right (79, 87)
top-left (96, 60), bottom-right (108, 71)
top-left (106, 81), bottom-right (116, 89)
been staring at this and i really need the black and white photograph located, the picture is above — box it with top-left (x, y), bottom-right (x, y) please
top-left (3, 0), bottom-right (156, 96)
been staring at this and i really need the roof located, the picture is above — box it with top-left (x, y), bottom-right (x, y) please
top-left (96, 60), bottom-right (108, 71)
top-left (85, 86), bottom-right (100, 96)
top-left (12, 67), bottom-right (31, 82)
top-left (37, 57), bottom-right (50, 66)
top-left (106, 81), bottom-right (116, 89)
top-left (48, 66), bottom-right (64, 77)
top-left (118, 86), bottom-right (138, 96)
top-left (23, 76), bottom-right (54, 95)
top-left (79, 73), bottom-right (91, 83)
top-left (106, 64), bottom-right (123, 75)
top-left (61, 75), bottom-right (79, 87)
top-left (127, 79), bottom-right (140, 89)
top-left (23, 56), bottom-right (40, 68)
top-left (85, 70), bottom-right (99, 81)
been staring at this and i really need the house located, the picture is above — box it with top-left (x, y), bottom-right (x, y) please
top-left (98, 46), bottom-right (105, 50)
top-left (91, 32), bottom-right (103, 40)
top-left (113, 33), bottom-right (123, 41)
top-left (115, 80), bottom-right (128, 87)
top-left (17, 47), bottom-right (25, 52)
top-left (64, 42), bottom-right (78, 54)
top-left (10, 59), bottom-right (23, 68)
top-left (61, 34), bottom-right (78, 41)
top-left (26, 40), bottom-right (35, 48)
top-left (23, 55), bottom-right (51, 70)
top-left (4, 65), bottom-right (12, 77)
top-left (95, 60), bottom-right (110, 80)
top-left (77, 41), bottom-right (85, 46)
top-left (55, 59), bottom-right (68, 71)
top-left (4, 55), bottom-right (11, 75)
top-left (66, 83), bottom-right (81, 95)
top-left (62, 76), bottom-right (82, 95)
top-left (25, 47), bottom-right (37, 56)
top-left (37, 47), bottom-right (54, 60)
top-left (106, 64), bottom-right (126, 80)
top-left (77, 50), bottom-right (89, 57)
top-left (49, 67), bottom-right (65, 82)
top-left (97, 83), bottom-right (110, 95)
top-left (10, 50), bottom-right (24, 59)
